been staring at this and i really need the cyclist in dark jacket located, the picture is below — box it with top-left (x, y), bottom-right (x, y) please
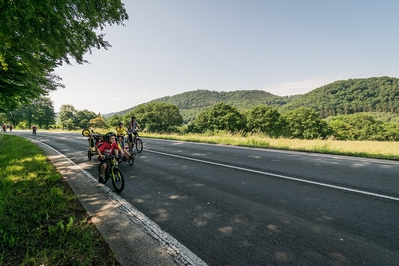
top-left (128, 116), bottom-right (141, 150)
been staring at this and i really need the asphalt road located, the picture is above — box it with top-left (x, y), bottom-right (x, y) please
top-left (13, 131), bottom-right (399, 265)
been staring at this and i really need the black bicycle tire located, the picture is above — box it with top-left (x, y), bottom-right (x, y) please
top-left (111, 168), bottom-right (125, 193)
top-left (128, 155), bottom-right (134, 166)
top-left (88, 150), bottom-right (92, 160)
top-left (135, 138), bottom-right (143, 153)
top-left (81, 128), bottom-right (90, 137)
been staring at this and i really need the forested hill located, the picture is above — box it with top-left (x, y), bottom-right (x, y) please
top-left (154, 90), bottom-right (302, 122)
top-left (113, 90), bottom-right (300, 122)
top-left (108, 76), bottom-right (399, 122)
top-left (151, 89), bottom-right (297, 109)
top-left (279, 76), bottom-right (399, 117)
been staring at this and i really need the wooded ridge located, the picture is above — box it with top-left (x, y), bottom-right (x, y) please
top-left (109, 76), bottom-right (399, 122)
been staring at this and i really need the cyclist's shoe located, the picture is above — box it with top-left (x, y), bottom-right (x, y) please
top-left (118, 154), bottom-right (126, 162)
top-left (98, 174), bottom-right (105, 183)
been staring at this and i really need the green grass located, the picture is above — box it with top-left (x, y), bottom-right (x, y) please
top-left (140, 132), bottom-right (399, 160)
top-left (0, 134), bottom-right (120, 266)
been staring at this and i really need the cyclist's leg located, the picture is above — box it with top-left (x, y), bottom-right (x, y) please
top-left (99, 161), bottom-right (107, 176)
top-left (132, 131), bottom-right (137, 147)
top-left (128, 133), bottom-right (133, 150)
top-left (99, 158), bottom-right (111, 183)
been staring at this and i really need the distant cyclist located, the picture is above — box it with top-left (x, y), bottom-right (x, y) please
top-left (32, 125), bottom-right (37, 135)
top-left (115, 121), bottom-right (128, 146)
top-left (128, 116), bottom-right (141, 150)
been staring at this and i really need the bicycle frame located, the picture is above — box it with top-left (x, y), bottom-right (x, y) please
top-left (100, 155), bottom-right (125, 193)
top-left (106, 158), bottom-right (117, 177)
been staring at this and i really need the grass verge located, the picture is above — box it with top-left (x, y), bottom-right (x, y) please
top-left (140, 132), bottom-right (399, 160)
top-left (0, 134), bottom-right (120, 266)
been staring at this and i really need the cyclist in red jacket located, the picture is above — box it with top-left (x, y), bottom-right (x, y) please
top-left (97, 132), bottom-right (123, 182)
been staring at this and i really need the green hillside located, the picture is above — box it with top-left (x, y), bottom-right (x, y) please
top-left (110, 89), bottom-right (300, 123)
top-left (151, 89), bottom-right (296, 109)
top-left (152, 90), bottom-right (302, 123)
top-left (279, 76), bottom-right (399, 117)
top-left (106, 76), bottom-right (399, 122)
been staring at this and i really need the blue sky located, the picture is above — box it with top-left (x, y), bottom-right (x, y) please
top-left (49, 0), bottom-right (399, 114)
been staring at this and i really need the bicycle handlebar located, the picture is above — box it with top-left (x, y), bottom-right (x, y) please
top-left (103, 154), bottom-right (123, 160)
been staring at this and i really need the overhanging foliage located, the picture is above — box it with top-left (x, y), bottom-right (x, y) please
top-left (0, 0), bottom-right (128, 112)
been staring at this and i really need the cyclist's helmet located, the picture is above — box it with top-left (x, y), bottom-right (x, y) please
top-left (105, 132), bottom-right (116, 141)
top-left (118, 121), bottom-right (123, 126)
top-left (131, 116), bottom-right (136, 120)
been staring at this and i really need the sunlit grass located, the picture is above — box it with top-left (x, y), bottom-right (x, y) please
top-left (0, 134), bottom-right (120, 265)
top-left (30, 128), bottom-right (399, 159)
top-left (140, 132), bottom-right (399, 160)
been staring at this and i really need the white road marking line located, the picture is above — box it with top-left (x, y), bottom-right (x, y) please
top-left (146, 149), bottom-right (399, 202)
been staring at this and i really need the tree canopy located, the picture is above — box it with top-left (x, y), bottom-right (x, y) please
top-left (245, 105), bottom-right (283, 137)
top-left (281, 107), bottom-right (330, 139)
top-left (126, 102), bottom-right (183, 133)
top-left (57, 104), bottom-right (97, 130)
top-left (326, 113), bottom-right (393, 141)
top-left (193, 103), bottom-right (245, 133)
top-left (0, 0), bottom-right (128, 112)
top-left (5, 96), bottom-right (56, 129)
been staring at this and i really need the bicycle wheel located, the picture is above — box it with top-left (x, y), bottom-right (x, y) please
top-left (128, 153), bottom-right (135, 166)
top-left (81, 129), bottom-right (90, 137)
top-left (88, 150), bottom-right (92, 160)
top-left (111, 168), bottom-right (125, 193)
top-left (135, 138), bottom-right (143, 153)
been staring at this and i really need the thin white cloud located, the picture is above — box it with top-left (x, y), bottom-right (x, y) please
top-left (264, 75), bottom-right (349, 96)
